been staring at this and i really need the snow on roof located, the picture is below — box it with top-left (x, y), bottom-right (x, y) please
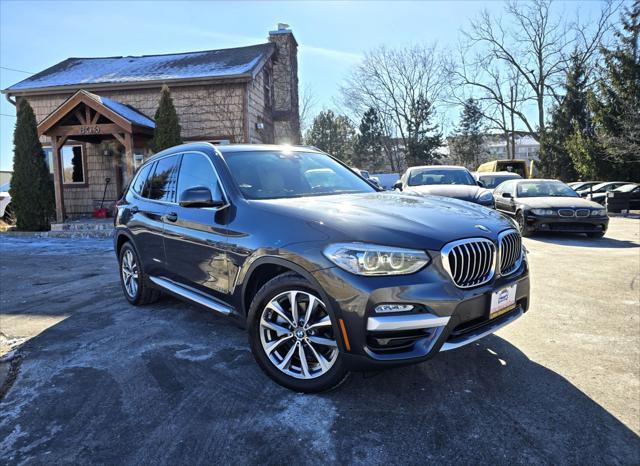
top-left (83, 91), bottom-right (155, 128)
top-left (6, 43), bottom-right (275, 92)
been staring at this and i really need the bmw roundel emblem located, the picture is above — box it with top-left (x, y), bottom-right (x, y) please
top-left (475, 224), bottom-right (490, 232)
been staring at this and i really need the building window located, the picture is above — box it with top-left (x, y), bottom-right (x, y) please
top-left (42, 147), bottom-right (54, 175)
top-left (264, 68), bottom-right (272, 108)
top-left (42, 145), bottom-right (85, 183)
top-left (62, 146), bottom-right (85, 184)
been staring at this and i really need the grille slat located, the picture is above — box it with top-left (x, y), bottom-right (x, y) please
top-left (442, 230), bottom-right (522, 289)
top-left (499, 230), bottom-right (522, 276)
top-left (576, 209), bottom-right (590, 217)
top-left (442, 238), bottom-right (496, 288)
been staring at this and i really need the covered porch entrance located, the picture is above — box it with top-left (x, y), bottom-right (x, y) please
top-left (37, 90), bottom-right (155, 222)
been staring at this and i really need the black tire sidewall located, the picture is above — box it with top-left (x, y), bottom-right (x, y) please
top-left (247, 273), bottom-right (348, 393)
top-left (517, 211), bottom-right (532, 237)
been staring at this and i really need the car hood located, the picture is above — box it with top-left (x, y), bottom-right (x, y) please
top-left (404, 184), bottom-right (488, 202)
top-left (518, 197), bottom-right (602, 208)
top-left (253, 192), bottom-right (514, 251)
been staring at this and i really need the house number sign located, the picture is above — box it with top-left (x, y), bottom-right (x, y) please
top-left (79, 126), bottom-right (100, 134)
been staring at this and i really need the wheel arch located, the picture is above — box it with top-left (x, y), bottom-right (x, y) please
top-left (240, 256), bottom-right (331, 320)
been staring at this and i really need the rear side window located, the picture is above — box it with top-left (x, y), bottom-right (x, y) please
top-left (131, 162), bottom-right (154, 197)
top-left (176, 153), bottom-right (223, 202)
top-left (148, 155), bottom-right (181, 202)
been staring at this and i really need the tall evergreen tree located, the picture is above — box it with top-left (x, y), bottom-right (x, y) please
top-left (151, 85), bottom-right (182, 152)
top-left (404, 94), bottom-right (442, 167)
top-left (450, 98), bottom-right (486, 170)
top-left (305, 110), bottom-right (356, 163)
top-left (592, 1), bottom-right (640, 181)
top-left (542, 53), bottom-right (594, 180)
top-left (9, 99), bottom-right (54, 230)
top-left (353, 107), bottom-right (385, 171)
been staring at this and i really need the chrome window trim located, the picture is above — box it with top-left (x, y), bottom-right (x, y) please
top-left (497, 228), bottom-right (523, 277)
top-left (130, 150), bottom-right (230, 211)
top-left (440, 237), bottom-right (497, 289)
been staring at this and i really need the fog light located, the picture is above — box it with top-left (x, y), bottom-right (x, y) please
top-left (375, 304), bottom-right (414, 314)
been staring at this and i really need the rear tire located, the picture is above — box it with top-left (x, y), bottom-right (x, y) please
top-left (2, 205), bottom-right (15, 225)
top-left (118, 242), bottom-right (161, 305)
top-left (247, 272), bottom-right (349, 392)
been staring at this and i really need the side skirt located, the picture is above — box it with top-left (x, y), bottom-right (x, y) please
top-left (149, 276), bottom-right (235, 316)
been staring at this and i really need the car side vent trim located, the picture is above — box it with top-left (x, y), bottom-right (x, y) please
top-left (441, 238), bottom-right (497, 289)
top-left (498, 229), bottom-right (523, 277)
top-left (149, 276), bottom-right (233, 315)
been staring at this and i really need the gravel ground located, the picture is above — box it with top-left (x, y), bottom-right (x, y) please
top-left (0, 217), bottom-right (638, 465)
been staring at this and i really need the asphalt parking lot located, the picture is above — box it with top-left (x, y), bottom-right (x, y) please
top-left (1, 217), bottom-right (639, 465)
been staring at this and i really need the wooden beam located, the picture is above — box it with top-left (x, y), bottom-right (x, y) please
top-left (123, 132), bottom-right (135, 183)
top-left (74, 109), bottom-right (87, 125)
top-left (51, 136), bottom-right (66, 223)
top-left (85, 106), bottom-right (91, 127)
top-left (49, 123), bottom-right (122, 138)
top-left (112, 132), bottom-right (126, 146)
top-left (90, 108), bottom-right (100, 125)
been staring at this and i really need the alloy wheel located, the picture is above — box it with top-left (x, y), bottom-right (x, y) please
top-left (259, 290), bottom-right (338, 380)
top-left (121, 249), bottom-right (139, 298)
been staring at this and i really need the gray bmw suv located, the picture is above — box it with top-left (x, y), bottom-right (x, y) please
top-left (114, 143), bottom-right (530, 392)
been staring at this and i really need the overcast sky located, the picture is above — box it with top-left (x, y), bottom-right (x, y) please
top-left (0, 0), bottom-right (610, 172)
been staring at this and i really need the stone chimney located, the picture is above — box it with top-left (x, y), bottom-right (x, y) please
top-left (268, 23), bottom-right (300, 144)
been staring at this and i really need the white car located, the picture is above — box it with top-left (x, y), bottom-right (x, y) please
top-left (0, 182), bottom-right (13, 222)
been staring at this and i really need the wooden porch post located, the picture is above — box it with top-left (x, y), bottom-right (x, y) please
top-left (123, 132), bottom-right (134, 182)
top-left (51, 136), bottom-right (66, 223)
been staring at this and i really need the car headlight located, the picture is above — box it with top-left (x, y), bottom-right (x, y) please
top-left (591, 208), bottom-right (607, 216)
top-left (530, 209), bottom-right (556, 216)
top-left (323, 243), bottom-right (430, 276)
top-left (477, 191), bottom-right (494, 203)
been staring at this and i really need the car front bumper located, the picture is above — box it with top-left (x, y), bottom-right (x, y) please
top-left (525, 214), bottom-right (609, 233)
top-left (312, 253), bottom-right (530, 371)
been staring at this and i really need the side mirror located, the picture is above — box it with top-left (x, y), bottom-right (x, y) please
top-left (477, 180), bottom-right (485, 188)
top-left (502, 192), bottom-right (513, 199)
top-left (393, 181), bottom-right (403, 191)
top-left (179, 186), bottom-right (225, 208)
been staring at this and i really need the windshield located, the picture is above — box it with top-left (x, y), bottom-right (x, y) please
top-left (479, 174), bottom-right (520, 189)
top-left (223, 150), bottom-right (376, 199)
top-left (517, 181), bottom-right (579, 198)
top-left (0, 182), bottom-right (9, 192)
top-left (408, 168), bottom-right (476, 186)
top-left (588, 182), bottom-right (619, 192)
top-left (614, 184), bottom-right (639, 193)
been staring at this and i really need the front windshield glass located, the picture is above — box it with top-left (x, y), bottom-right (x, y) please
top-left (614, 184), bottom-right (639, 193)
top-left (479, 174), bottom-right (520, 189)
top-left (517, 181), bottom-right (579, 198)
top-left (223, 150), bottom-right (376, 199)
top-left (589, 182), bottom-right (614, 192)
top-left (408, 168), bottom-right (475, 186)
top-left (0, 183), bottom-right (9, 192)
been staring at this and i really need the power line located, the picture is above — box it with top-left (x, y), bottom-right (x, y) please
top-left (0, 66), bottom-right (35, 75)
top-left (0, 113), bottom-right (16, 118)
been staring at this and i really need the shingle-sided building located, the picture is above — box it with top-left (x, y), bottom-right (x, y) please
top-left (2, 25), bottom-right (300, 222)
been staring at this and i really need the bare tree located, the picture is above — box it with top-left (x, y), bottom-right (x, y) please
top-left (461, 0), bottom-right (619, 141)
top-left (299, 83), bottom-right (318, 136)
top-left (341, 44), bottom-right (449, 170)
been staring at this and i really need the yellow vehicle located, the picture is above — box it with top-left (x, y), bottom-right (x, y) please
top-left (477, 160), bottom-right (533, 178)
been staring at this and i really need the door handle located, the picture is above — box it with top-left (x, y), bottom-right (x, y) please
top-left (165, 211), bottom-right (178, 222)
top-left (130, 205), bottom-right (139, 214)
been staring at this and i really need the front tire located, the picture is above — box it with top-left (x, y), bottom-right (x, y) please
top-left (248, 272), bottom-right (349, 392)
top-left (516, 211), bottom-right (533, 237)
top-left (118, 242), bottom-right (161, 305)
